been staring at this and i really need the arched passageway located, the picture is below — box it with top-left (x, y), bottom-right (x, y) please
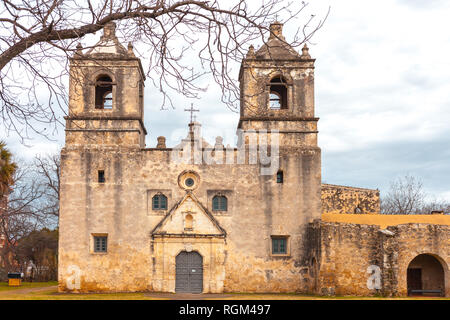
top-left (407, 254), bottom-right (445, 297)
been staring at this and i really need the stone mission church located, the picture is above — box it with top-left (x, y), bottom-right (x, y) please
top-left (59, 22), bottom-right (450, 296)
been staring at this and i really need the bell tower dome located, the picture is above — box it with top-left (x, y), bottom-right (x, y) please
top-left (65, 22), bottom-right (147, 148)
top-left (238, 22), bottom-right (317, 148)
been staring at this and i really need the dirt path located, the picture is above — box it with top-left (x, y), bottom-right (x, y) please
top-left (143, 292), bottom-right (234, 300)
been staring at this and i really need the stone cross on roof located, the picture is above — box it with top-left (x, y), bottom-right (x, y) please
top-left (184, 103), bottom-right (199, 124)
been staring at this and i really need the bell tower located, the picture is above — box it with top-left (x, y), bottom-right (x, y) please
top-left (238, 22), bottom-right (318, 148)
top-left (238, 22), bottom-right (322, 263)
top-left (65, 22), bottom-right (147, 148)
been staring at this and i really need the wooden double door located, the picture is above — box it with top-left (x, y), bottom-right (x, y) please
top-left (175, 251), bottom-right (203, 293)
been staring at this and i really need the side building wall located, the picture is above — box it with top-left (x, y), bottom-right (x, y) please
top-left (313, 220), bottom-right (450, 297)
top-left (321, 184), bottom-right (380, 215)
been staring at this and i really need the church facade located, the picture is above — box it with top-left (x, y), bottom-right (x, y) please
top-left (58, 22), bottom-right (450, 296)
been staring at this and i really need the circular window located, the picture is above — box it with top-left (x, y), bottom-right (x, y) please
top-left (178, 171), bottom-right (200, 190)
top-left (185, 178), bottom-right (194, 187)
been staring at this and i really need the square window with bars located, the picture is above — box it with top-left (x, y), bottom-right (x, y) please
top-left (272, 237), bottom-right (287, 255)
top-left (94, 236), bottom-right (107, 253)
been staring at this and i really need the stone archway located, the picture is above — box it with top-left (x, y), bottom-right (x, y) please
top-left (407, 254), bottom-right (446, 297)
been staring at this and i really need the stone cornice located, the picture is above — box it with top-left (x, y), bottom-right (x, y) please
top-left (65, 115), bottom-right (147, 135)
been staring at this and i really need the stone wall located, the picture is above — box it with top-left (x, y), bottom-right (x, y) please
top-left (321, 184), bottom-right (380, 215)
top-left (59, 143), bottom-right (321, 293)
top-left (322, 212), bottom-right (450, 229)
top-left (314, 220), bottom-right (450, 297)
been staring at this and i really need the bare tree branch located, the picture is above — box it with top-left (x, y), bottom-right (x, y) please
top-left (380, 175), bottom-right (450, 215)
top-left (0, 0), bottom-right (328, 142)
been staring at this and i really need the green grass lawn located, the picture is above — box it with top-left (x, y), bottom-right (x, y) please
top-left (0, 281), bottom-right (58, 292)
top-left (2, 290), bottom-right (162, 300)
top-left (0, 285), bottom-right (164, 300)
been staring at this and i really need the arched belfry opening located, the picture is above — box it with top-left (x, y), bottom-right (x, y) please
top-left (269, 76), bottom-right (288, 110)
top-left (407, 254), bottom-right (446, 297)
top-left (95, 75), bottom-right (113, 109)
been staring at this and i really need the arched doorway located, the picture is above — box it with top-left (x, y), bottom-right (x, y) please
top-left (407, 254), bottom-right (445, 297)
top-left (175, 251), bottom-right (203, 293)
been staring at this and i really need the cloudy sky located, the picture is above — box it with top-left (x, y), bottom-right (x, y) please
top-left (2, 0), bottom-right (450, 200)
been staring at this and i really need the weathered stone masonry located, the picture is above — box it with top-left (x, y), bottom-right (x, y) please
top-left (321, 184), bottom-right (380, 215)
top-left (311, 221), bottom-right (449, 297)
top-left (59, 21), bottom-right (450, 296)
top-left (59, 21), bottom-right (321, 293)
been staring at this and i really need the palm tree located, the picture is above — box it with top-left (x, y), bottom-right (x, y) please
top-left (0, 141), bottom-right (17, 270)
top-left (0, 141), bottom-right (17, 197)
